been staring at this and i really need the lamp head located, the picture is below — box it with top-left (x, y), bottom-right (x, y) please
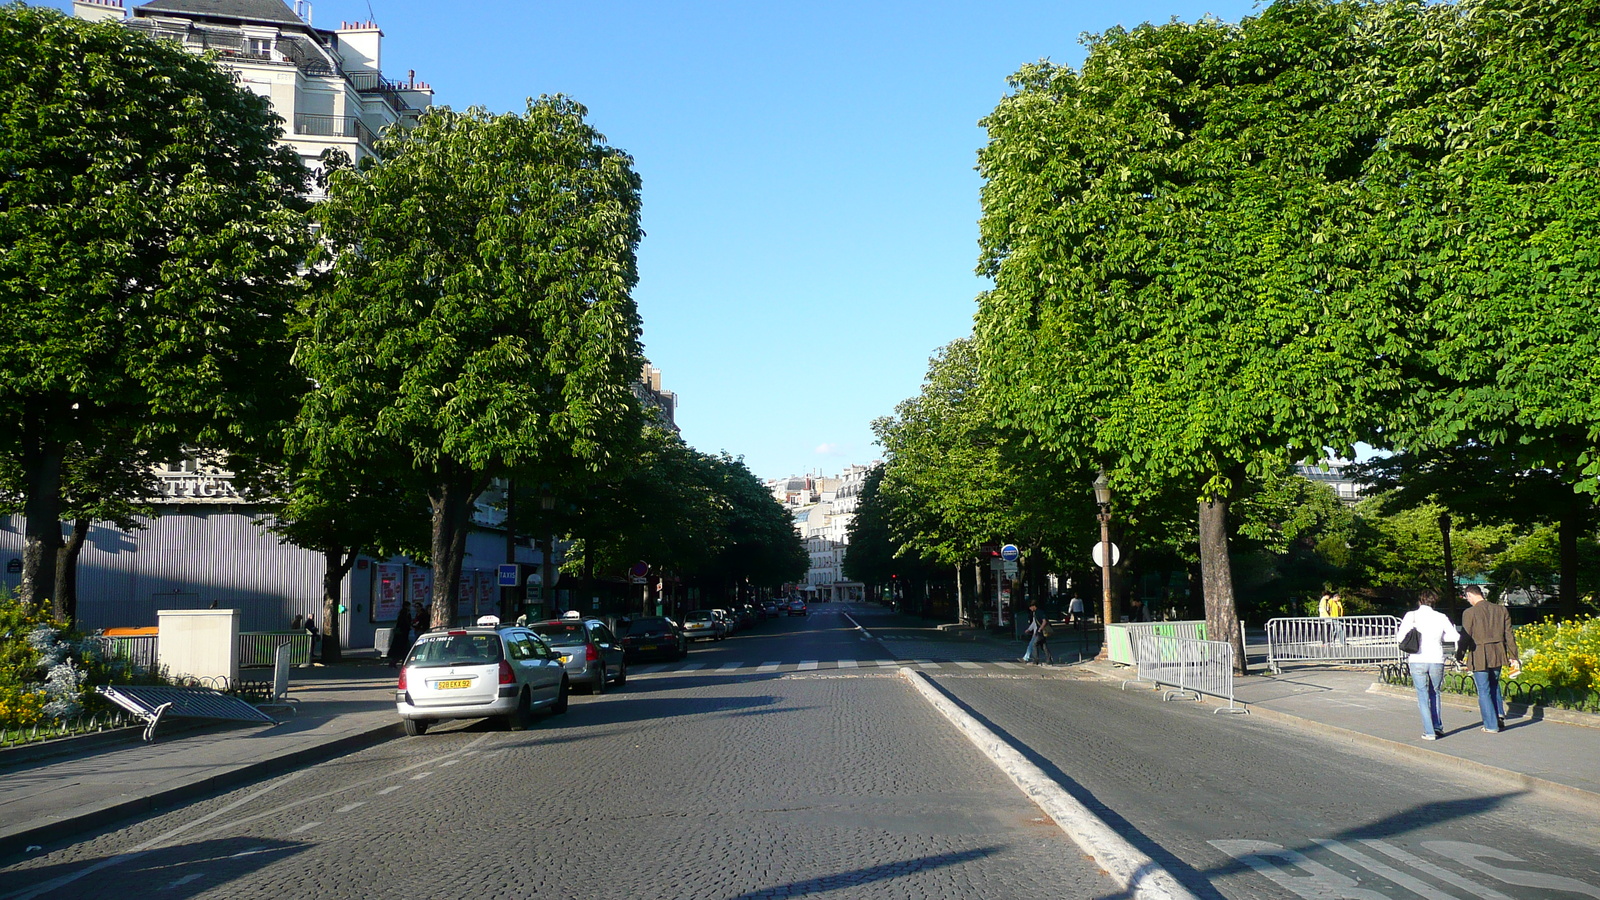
top-left (1093, 470), bottom-right (1112, 506)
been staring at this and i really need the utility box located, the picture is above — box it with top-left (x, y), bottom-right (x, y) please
top-left (157, 608), bottom-right (241, 685)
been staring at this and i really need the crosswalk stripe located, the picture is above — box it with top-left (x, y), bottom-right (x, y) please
top-left (869, 660), bottom-right (897, 667)
top-left (677, 662), bottom-right (706, 671)
top-left (797, 660), bottom-right (819, 671)
top-left (756, 661), bottom-right (782, 672)
top-left (718, 661), bottom-right (743, 670)
top-left (837, 659), bottom-right (858, 668)
top-left (994, 661), bottom-right (1024, 669)
top-left (915, 660), bottom-right (942, 669)
top-left (954, 661), bottom-right (982, 669)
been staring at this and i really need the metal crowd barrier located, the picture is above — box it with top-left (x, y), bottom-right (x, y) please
top-left (1105, 620), bottom-right (1208, 666)
top-left (1265, 615), bottom-right (1402, 674)
top-left (106, 634), bottom-right (159, 671)
top-left (239, 632), bottom-right (311, 668)
top-left (1123, 635), bottom-right (1248, 714)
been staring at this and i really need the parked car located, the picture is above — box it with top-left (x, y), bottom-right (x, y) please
top-left (683, 609), bottom-right (725, 642)
top-left (762, 600), bottom-right (781, 617)
top-left (621, 616), bottom-right (688, 661)
top-left (396, 622), bottom-right (569, 735)
top-left (713, 608), bottom-right (736, 635)
top-left (786, 599), bottom-right (808, 617)
top-left (528, 615), bottom-right (627, 694)
top-left (735, 604), bottom-right (757, 627)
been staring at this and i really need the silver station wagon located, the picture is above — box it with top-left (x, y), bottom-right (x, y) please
top-left (396, 621), bottom-right (569, 735)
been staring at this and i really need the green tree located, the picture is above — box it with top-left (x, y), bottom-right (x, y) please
top-left (974, 2), bottom-right (1392, 668)
top-left (301, 98), bottom-right (646, 629)
top-left (0, 7), bottom-right (310, 613)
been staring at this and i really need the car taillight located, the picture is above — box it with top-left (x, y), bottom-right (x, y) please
top-left (397, 668), bottom-right (408, 690)
top-left (499, 660), bottom-right (515, 685)
top-left (585, 644), bottom-right (599, 662)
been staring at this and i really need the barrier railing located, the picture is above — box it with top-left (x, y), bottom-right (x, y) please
top-left (1265, 616), bottom-right (1402, 674)
top-left (239, 632), bottom-right (311, 668)
top-left (1105, 620), bottom-right (1208, 666)
top-left (107, 634), bottom-right (159, 671)
top-left (1124, 635), bottom-right (1248, 714)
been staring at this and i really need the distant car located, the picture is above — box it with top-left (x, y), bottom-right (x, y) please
top-left (396, 622), bottom-right (569, 736)
top-left (762, 600), bottom-right (781, 617)
top-left (786, 599), bottom-right (808, 617)
top-left (713, 608), bottom-right (736, 635)
top-left (735, 604), bottom-right (757, 627)
top-left (621, 616), bottom-right (688, 661)
top-left (683, 609), bottom-right (725, 642)
top-left (528, 616), bottom-right (627, 694)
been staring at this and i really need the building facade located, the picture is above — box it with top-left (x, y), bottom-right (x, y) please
top-left (771, 464), bottom-right (875, 602)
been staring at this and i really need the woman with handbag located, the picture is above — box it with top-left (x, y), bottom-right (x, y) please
top-left (1397, 589), bottom-right (1460, 741)
top-left (1460, 585), bottom-right (1519, 733)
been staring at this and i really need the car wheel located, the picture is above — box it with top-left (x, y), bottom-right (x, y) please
top-left (507, 689), bottom-right (533, 731)
top-left (403, 718), bottom-right (431, 737)
top-left (550, 677), bottom-right (569, 714)
top-left (591, 665), bottom-right (607, 695)
top-left (614, 661), bottom-right (627, 687)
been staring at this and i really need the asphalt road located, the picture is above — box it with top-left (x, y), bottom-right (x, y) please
top-left (928, 670), bottom-right (1600, 900)
top-left (0, 609), bottom-right (1115, 900)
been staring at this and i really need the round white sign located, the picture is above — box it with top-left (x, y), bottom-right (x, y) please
top-left (1091, 542), bottom-right (1122, 567)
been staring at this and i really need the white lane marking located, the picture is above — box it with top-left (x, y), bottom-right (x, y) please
top-left (954, 661), bottom-right (982, 669)
top-left (336, 802), bottom-right (366, 813)
top-left (837, 659), bottom-right (859, 668)
top-left (1360, 840), bottom-right (1515, 900)
top-left (439, 759), bottom-right (460, 767)
top-left (677, 662), bottom-right (706, 671)
top-left (1424, 841), bottom-right (1600, 898)
top-left (1316, 839), bottom-right (1465, 900)
top-left (410, 772), bottom-right (431, 780)
top-left (377, 786), bottom-right (403, 796)
top-left (906, 669), bottom-right (1196, 900)
top-left (756, 661), bottom-right (782, 672)
top-left (994, 661), bottom-right (1024, 669)
top-left (228, 846), bottom-right (274, 859)
top-left (870, 660), bottom-right (898, 667)
top-left (1212, 840), bottom-right (1390, 899)
top-left (915, 660), bottom-right (942, 669)
top-left (289, 822), bottom-right (322, 834)
top-left (161, 874), bottom-right (205, 890)
top-left (797, 660), bottom-right (819, 671)
top-left (718, 662), bottom-right (743, 671)
top-left (634, 664), bottom-right (671, 674)
top-left (0, 773), bottom-right (309, 900)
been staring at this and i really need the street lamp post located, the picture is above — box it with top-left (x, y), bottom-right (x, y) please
top-left (1094, 470), bottom-right (1114, 660)
top-left (539, 483), bottom-right (557, 616)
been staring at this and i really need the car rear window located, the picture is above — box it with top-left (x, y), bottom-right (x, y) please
top-left (628, 618), bottom-right (671, 633)
top-left (686, 611), bottom-right (714, 622)
top-left (529, 622), bottom-right (588, 646)
top-left (408, 633), bottom-right (503, 666)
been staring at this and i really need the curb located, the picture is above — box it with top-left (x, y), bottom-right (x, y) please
top-left (0, 720), bottom-right (402, 859)
top-left (898, 667), bottom-right (1198, 900)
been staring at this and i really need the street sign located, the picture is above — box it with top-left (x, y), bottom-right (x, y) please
top-left (1002, 560), bottom-right (1018, 577)
top-left (1091, 542), bottom-right (1122, 567)
top-left (1000, 543), bottom-right (1020, 562)
top-left (497, 564), bottom-right (520, 587)
top-left (630, 561), bottom-right (649, 578)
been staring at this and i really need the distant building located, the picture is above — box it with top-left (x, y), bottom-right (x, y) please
top-left (636, 365), bottom-right (678, 430)
top-left (1295, 459), bottom-right (1366, 503)
top-left (771, 464), bottom-right (876, 601)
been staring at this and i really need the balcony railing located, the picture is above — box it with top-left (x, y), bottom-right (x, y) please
top-left (294, 114), bottom-right (376, 148)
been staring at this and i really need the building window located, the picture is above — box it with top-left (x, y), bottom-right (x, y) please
top-left (247, 37), bottom-right (273, 56)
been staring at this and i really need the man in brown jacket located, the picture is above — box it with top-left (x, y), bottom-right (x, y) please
top-left (1461, 585), bottom-right (1520, 733)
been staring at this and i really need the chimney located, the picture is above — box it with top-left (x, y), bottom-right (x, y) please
top-left (71, 0), bottom-right (124, 23)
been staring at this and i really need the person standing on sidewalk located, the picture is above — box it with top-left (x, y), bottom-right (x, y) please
top-left (1461, 585), bottom-right (1519, 733)
top-left (1398, 589), bottom-right (1459, 741)
top-left (1069, 594), bottom-right (1085, 630)
top-left (388, 601), bottom-right (413, 668)
top-left (1032, 606), bottom-right (1055, 664)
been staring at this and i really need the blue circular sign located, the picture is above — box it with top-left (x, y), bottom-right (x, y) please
top-left (1000, 544), bottom-right (1020, 561)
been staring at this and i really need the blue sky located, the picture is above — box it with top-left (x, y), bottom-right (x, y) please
top-left (50, 0), bottom-right (1266, 481)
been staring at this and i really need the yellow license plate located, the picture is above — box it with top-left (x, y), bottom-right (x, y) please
top-left (436, 679), bottom-right (471, 690)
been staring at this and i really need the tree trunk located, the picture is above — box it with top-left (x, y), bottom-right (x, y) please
top-left (1558, 513), bottom-right (1581, 619)
top-left (1198, 496), bottom-right (1246, 675)
top-left (428, 477), bottom-right (473, 629)
top-left (322, 547), bottom-right (359, 664)
top-left (19, 399), bottom-right (65, 612)
top-left (53, 518), bottom-right (90, 623)
top-left (955, 562), bottom-right (965, 623)
top-left (1438, 511), bottom-right (1457, 617)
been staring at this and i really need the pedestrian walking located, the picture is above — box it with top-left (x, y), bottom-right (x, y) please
top-left (1318, 591), bottom-right (1333, 618)
top-left (1397, 589), bottom-right (1459, 741)
top-left (388, 601), bottom-right (413, 668)
top-left (290, 613), bottom-right (303, 632)
top-left (304, 615), bottom-right (322, 662)
top-left (1460, 585), bottom-right (1520, 733)
top-left (1068, 594), bottom-right (1085, 630)
top-left (1032, 605), bottom-right (1054, 664)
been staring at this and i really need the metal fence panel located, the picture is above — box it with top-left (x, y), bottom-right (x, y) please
top-left (1129, 635), bottom-right (1247, 714)
top-left (107, 635), bottom-right (159, 671)
top-left (1265, 616), bottom-right (1402, 674)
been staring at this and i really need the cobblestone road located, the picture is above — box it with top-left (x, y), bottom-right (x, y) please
top-left (0, 669), bottom-right (1117, 900)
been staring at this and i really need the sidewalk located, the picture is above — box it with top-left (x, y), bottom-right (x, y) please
top-left (0, 657), bottom-right (400, 859)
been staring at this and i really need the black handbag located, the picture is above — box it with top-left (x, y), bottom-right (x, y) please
top-left (1455, 629), bottom-right (1475, 662)
top-left (1398, 628), bottom-right (1421, 654)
